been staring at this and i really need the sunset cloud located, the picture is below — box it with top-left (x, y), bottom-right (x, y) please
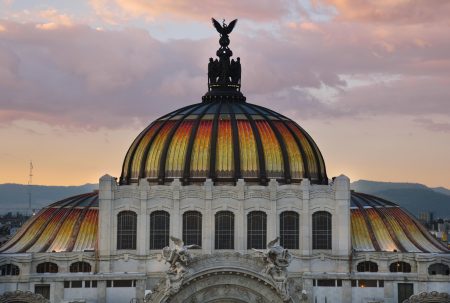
top-left (1, 6), bottom-right (450, 131)
top-left (0, 0), bottom-right (449, 130)
top-left (89, 0), bottom-right (293, 23)
top-left (313, 0), bottom-right (450, 24)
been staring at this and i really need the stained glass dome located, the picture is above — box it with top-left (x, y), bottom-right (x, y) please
top-left (120, 101), bottom-right (327, 185)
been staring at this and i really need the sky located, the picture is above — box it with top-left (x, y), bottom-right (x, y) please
top-left (0, 0), bottom-right (449, 188)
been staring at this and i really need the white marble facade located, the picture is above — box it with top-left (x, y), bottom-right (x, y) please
top-left (1, 174), bottom-right (449, 303)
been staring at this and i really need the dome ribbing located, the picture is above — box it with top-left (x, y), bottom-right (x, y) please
top-left (120, 101), bottom-right (327, 185)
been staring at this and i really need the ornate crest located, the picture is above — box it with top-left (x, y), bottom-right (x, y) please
top-left (160, 236), bottom-right (200, 296)
top-left (253, 237), bottom-right (293, 302)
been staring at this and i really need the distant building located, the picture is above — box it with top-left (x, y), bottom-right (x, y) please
top-left (418, 211), bottom-right (433, 225)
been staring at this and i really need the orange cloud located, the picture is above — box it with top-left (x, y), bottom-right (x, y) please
top-left (89, 0), bottom-right (291, 23)
top-left (313, 0), bottom-right (450, 24)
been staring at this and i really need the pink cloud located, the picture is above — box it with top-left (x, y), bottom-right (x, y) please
top-left (1, 0), bottom-right (449, 132)
top-left (313, 0), bottom-right (450, 24)
top-left (90, 0), bottom-right (293, 23)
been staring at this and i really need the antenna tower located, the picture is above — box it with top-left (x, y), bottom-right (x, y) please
top-left (28, 161), bottom-right (33, 215)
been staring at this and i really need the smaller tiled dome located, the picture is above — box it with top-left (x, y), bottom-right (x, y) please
top-left (350, 192), bottom-right (448, 253)
top-left (0, 192), bottom-right (98, 253)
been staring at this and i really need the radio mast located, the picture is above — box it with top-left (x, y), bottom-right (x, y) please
top-left (27, 161), bottom-right (33, 216)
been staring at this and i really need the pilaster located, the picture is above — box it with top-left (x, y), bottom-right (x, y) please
top-left (99, 174), bottom-right (116, 258)
top-left (268, 179), bottom-right (278, 241)
top-left (300, 179), bottom-right (311, 255)
top-left (97, 280), bottom-right (107, 303)
top-left (341, 280), bottom-right (352, 303)
top-left (333, 174), bottom-right (351, 256)
top-left (204, 179), bottom-right (213, 252)
top-left (236, 179), bottom-right (245, 251)
top-left (138, 181), bottom-right (148, 255)
top-left (171, 179), bottom-right (181, 242)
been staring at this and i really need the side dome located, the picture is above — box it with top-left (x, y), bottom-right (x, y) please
top-left (350, 192), bottom-right (448, 253)
top-left (120, 101), bottom-right (327, 185)
top-left (0, 192), bottom-right (98, 253)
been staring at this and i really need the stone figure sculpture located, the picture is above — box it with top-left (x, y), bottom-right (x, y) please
top-left (161, 236), bottom-right (200, 295)
top-left (254, 237), bottom-right (293, 302)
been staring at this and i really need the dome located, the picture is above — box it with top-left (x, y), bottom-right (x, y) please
top-left (350, 192), bottom-right (447, 253)
top-left (0, 192), bottom-right (98, 253)
top-left (120, 101), bottom-right (327, 185)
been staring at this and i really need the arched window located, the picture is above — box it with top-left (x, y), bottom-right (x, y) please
top-left (117, 211), bottom-right (137, 250)
top-left (183, 211), bottom-right (202, 248)
top-left (36, 262), bottom-right (58, 273)
top-left (215, 211), bottom-right (234, 249)
top-left (428, 263), bottom-right (450, 275)
top-left (280, 211), bottom-right (299, 249)
top-left (390, 261), bottom-right (411, 273)
top-left (312, 211), bottom-right (332, 249)
top-left (357, 261), bottom-right (378, 272)
top-left (150, 211), bottom-right (170, 249)
top-left (69, 261), bottom-right (92, 273)
top-left (247, 211), bottom-right (267, 249)
top-left (0, 263), bottom-right (20, 276)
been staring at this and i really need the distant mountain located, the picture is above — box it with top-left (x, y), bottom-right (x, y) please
top-left (1, 181), bottom-right (449, 218)
top-left (0, 183), bottom-right (98, 214)
top-left (432, 186), bottom-right (450, 197)
top-left (351, 180), bottom-right (450, 218)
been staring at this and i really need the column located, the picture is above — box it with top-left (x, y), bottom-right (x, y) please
top-left (268, 179), bottom-right (278, 241)
top-left (300, 179), bottom-right (311, 255)
top-left (333, 175), bottom-right (351, 256)
top-left (236, 179), bottom-right (245, 251)
top-left (171, 179), bottom-right (181, 242)
top-left (99, 174), bottom-right (116, 273)
top-left (97, 280), bottom-right (107, 303)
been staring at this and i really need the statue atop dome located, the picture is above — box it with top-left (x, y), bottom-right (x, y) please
top-left (203, 18), bottom-right (246, 103)
top-left (212, 18), bottom-right (237, 41)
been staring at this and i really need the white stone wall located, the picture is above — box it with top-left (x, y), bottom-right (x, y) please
top-left (98, 175), bottom-right (351, 257)
top-left (1, 174), bottom-right (449, 303)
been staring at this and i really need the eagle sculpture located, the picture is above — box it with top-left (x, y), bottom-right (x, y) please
top-left (212, 18), bottom-right (238, 36)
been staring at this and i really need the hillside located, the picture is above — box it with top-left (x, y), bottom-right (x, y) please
top-left (351, 180), bottom-right (450, 218)
top-left (0, 181), bottom-right (449, 218)
top-left (0, 183), bottom-right (98, 213)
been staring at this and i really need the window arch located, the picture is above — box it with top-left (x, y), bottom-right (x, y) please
top-left (117, 211), bottom-right (137, 250)
top-left (357, 261), bottom-right (378, 272)
top-left (280, 211), bottom-right (299, 249)
top-left (247, 211), bottom-right (267, 249)
top-left (428, 263), bottom-right (450, 275)
top-left (215, 211), bottom-right (234, 249)
top-left (36, 262), bottom-right (58, 273)
top-left (183, 211), bottom-right (202, 248)
top-left (69, 261), bottom-right (92, 273)
top-left (0, 263), bottom-right (20, 276)
top-left (389, 261), bottom-right (411, 273)
top-left (312, 211), bottom-right (332, 249)
top-left (150, 211), bottom-right (170, 249)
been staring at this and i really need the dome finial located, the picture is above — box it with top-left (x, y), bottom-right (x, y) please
top-left (203, 18), bottom-right (246, 103)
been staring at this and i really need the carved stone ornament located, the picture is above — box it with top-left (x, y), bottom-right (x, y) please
top-left (253, 237), bottom-right (293, 302)
top-left (145, 252), bottom-right (292, 303)
top-left (0, 290), bottom-right (49, 303)
top-left (160, 236), bottom-right (200, 296)
top-left (402, 291), bottom-right (450, 303)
